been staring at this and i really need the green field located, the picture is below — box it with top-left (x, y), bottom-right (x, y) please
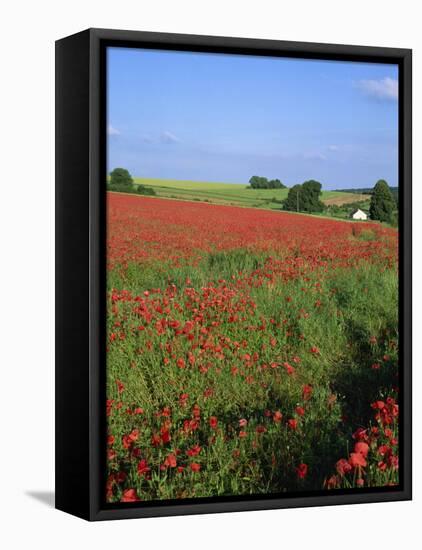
top-left (132, 177), bottom-right (356, 210)
top-left (106, 193), bottom-right (399, 503)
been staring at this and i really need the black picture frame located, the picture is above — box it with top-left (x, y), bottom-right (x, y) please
top-left (55, 28), bottom-right (412, 521)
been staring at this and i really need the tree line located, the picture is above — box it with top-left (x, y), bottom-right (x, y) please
top-left (282, 177), bottom-right (397, 225)
top-left (108, 167), bottom-right (156, 196)
top-left (109, 167), bottom-right (397, 225)
top-left (248, 176), bottom-right (286, 189)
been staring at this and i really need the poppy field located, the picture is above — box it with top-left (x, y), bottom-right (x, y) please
top-left (106, 192), bottom-right (399, 504)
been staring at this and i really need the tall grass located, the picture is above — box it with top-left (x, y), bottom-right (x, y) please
top-left (106, 247), bottom-right (398, 501)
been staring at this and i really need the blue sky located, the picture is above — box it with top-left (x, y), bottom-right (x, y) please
top-left (107, 47), bottom-right (398, 189)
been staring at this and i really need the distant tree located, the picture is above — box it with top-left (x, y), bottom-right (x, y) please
top-left (369, 180), bottom-right (396, 222)
top-left (283, 184), bottom-right (303, 211)
top-left (283, 180), bottom-right (325, 213)
top-left (267, 179), bottom-right (286, 189)
top-left (110, 167), bottom-right (133, 187)
top-left (300, 180), bottom-right (325, 212)
top-left (136, 184), bottom-right (156, 196)
top-left (249, 175), bottom-right (269, 189)
top-left (249, 176), bottom-right (285, 189)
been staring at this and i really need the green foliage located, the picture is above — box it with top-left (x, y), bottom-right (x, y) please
top-left (107, 181), bottom-right (157, 197)
top-left (107, 250), bottom-right (398, 499)
top-left (107, 183), bottom-right (133, 193)
top-left (301, 180), bottom-right (325, 212)
top-left (249, 176), bottom-right (286, 189)
top-left (326, 200), bottom-right (371, 220)
top-left (267, 178), bottom-right (286, 189)
top-left (249, 175), bottom-right (268, 189)
top-left (282, 184), bottom-right (303, 212)
top-left (130, 177), bottom-right (359, 211)
top-left (110, 167), bottom-right (134, 187)
top-left (369, 180), bottom-right (396, 223)
top-left (136, 184), bottom-right (156, 196)
top-left (283, 180), bottom-right (325, 213)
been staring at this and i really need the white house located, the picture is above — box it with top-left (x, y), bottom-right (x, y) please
top-left (351, 208), bottom-right (368, 221)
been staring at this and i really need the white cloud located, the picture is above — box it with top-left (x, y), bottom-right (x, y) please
top-left (328, 145), bottom-right (339, 152)
top-left (160, 131), bottom-right (180, 144)
top-left (107, 124), bottom-right (121, 136)
top-left (356, 77), bottom-right (398, 101)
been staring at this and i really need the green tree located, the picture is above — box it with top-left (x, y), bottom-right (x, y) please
top-left (300, 180), bottom-right (325, 212)
top-left (283, 180), bottom-right (325, 213)
top-left (369, 180), bottom-right (396, 223)
top-left (249, 175), bottom-right (269, 189)
top-left (136, 184), bottom-right (156, 196)
top-left (268, 178), bottom-right (286, 189)
top-left (283, 184), bottom-right (303, 211)
top-left (249, 176), bottom-right (286, 189)
top-left (110, 167), bottom-right (133, 187)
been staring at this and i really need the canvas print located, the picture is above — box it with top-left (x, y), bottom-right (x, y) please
top-left (105, 47), bottom-right (399, 504)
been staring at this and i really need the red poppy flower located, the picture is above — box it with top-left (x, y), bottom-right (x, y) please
top-left (371, 400), bottom-right (385, 410)
top-left (377, 444), bottom-right (392, 457)
top-left (336, 458), bottom-right (352, 476)
top-left (295, 463), bottom-right (308, 479)
top-left (352, 428), bottom-right (368, 442)
top-left (354, 442), bottom-right (369, 458)
top-left (288, 418), bottom-right (298, 430)
top-left (161, 406), bottom-right (171, 417)
top-left (161, 430), bottom-right (171, 444)
top-left (302, 385), bottom-right (313, 401)
top-left (190, 462), bottom-right (201, 472)
top-left (164, 453), bottom-right (177, 468)
top-left (283, 362), bottom-right (295, 375)
top-left (325, 475), bottom-right (339, 489)
top-left (151, 433), bottom-right (161, 447)
top-left (209, 416), bottom-right (218, 429)
top-left (137, 459), bottom-right (150, 476)
top-left (116, 471), bottom-right (126, 483)
top-left (120, 488), bottom-right (140, 502)
top-left (128, 429), bottom-right (139, 442)
top-left (273, 410), bottom-right (283, 423)
top-left (349, 452), bottom-right (367, 468)
top-left (186, 444), bottom-right (202, 457)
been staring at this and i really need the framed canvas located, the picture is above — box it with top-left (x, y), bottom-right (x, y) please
top-left (55, 28), bottom-right (412, 521)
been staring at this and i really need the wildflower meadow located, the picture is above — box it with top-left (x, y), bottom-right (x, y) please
top-left (106, 193), bottom-right (399, 503)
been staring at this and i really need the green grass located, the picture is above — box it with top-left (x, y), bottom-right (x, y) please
top-left (130, 177), bottom-right (356, 210)
top-left (107, 245), bottom-right (399, 502)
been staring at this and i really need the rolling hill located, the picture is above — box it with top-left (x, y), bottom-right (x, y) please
top-left (132, 177), bottom-right (358, 210)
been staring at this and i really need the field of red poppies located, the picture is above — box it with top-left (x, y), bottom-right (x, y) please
top-left (106, 192), bottom-right (399, 503)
